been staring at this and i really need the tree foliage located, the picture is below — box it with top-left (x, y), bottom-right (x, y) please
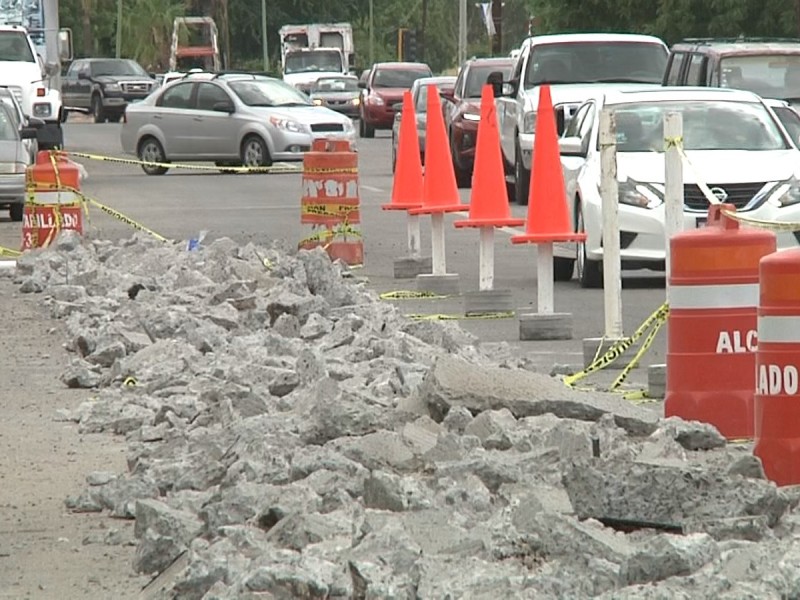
top-left (58, 0), bottom-right (800, 73)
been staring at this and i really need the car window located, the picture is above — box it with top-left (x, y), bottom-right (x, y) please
top-left (686, 54), bottom-right (707, 85)
top-left (372, 68), bottom-right (432, 89)
top-left (464, 63), bottom-right (514, 97)
top-left (90, 59), bottom-right (149, 77)
top-left (67, 60), bottom-right (83, 77)
top-left (720, 54), bottom-right (800, 100)
top-left (0, 97), bottom-right (21, 130)
top-left (454, 67), bottom-right (466, 99)
top-left (611, 100), bottom-right (788, 152)
top-left (773, 106), bottom-right (800, 145)
top-left (665, 52), bottom-right (689, 85)
top-left (159, 82), bottom-right (195, 109)
top-left (312, 77), bottom-right (359, 92)
top-left (229, 78), bottom-right (311, 107)
top-left (564, 102), bottom-right (591, 138)
top-left (0, 106), bottom-right (17, 141)
top-left (196, 83), bottom-right (231, 110)
top-left (525, 42), bottom-right (667, 87)
top-left (0, 32), bottom-right (34, 63)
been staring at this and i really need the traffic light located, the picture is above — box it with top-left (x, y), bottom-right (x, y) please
top-left (403, 29), bottom-right (418, 62)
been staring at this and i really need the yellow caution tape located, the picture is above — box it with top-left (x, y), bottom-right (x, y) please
top-left (123, 376), bottom-right (137, 387)
top-left (380, 290), bottom-right (449, 300)
top-left (721, 210), bottom-right (800, 232)
top-left (301, 203), bottom-right (360, 217)
top-left (299, 224), bottom-right (362, 247)
top-left (63, 151), bottom-right (302, 174)
top-left (405, 311), bottom-right (515, 321)
top-left (85, 197), bottom-right (170, 243)
top-left (564, 302), bottom-right (669, 392)
top-left (0, 245), bottom-right (21, 257)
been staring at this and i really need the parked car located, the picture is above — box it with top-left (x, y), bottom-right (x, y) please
top-left (309, 75), bottom-right (361, 118)
top-left (445, 56), bottom-right (515, 187)
top-left (0, 86), bottom-right (40, 163)
top-left (558, 87), bottom-right (800, 287)
top-left (664, 38), bottom-right (800, 108)
top-left (493, 33), bottom-right (669, 205)
top-left (390, 75), bottom-right (456, 173)
top-left (62, 57), bottom-right (158, 123)
top-left (0, 102), bottom-right (38, 221)
top-left (358, 61), bottom-right (433, 138)
top-left (120, 72), bottom-right (356, 175)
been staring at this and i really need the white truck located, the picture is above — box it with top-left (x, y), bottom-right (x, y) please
top-left (0, 1), bottom-right (73, 149)
top-left (279, 23), bottom-right (354, 94)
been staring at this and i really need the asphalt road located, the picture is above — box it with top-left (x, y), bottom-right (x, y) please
top-left (0, 122), bottom-right (671, 387)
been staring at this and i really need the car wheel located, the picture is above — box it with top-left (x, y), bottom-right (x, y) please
top-left (240, 135), bottom-right (272, 169)
top-left (9, 202), bottom-right (23, 222)
top-left (91, 95), bottom-right (106, 124)
top-left (514, 140), bottom-right (530, 205)
top-left (576, 205), bottom-right (602, 289)
top-left (137, 137), bottom-right (169, 175)
top-left (360, 117), bottom-right (375, 139)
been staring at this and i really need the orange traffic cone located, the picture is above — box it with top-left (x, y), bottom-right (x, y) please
top-left (455, 85), bottom-right (524, 229)
top-left (511, 85), bottom-right (586, 244)
top-left (383, 91), bottom-right (424, 211)
top-left (410, 85), bottom-right (467, 216)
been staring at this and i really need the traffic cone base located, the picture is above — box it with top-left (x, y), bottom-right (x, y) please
top-left (455, 84), bottom-right (524, 229)
top-left (383, 90), bottom-right (424, 211)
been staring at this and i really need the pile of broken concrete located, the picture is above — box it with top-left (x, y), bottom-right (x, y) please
top-left (8, 231), bottom-right (800, 599)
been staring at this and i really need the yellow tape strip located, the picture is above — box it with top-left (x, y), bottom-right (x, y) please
top-left (721, 209), bottom-right (800, 232)
top-left (380, 290), bottom-right (449, 300)
top-left (0, 245), bottom-right (21, 257)
top-left (405, 311), bottom-right (515, 321)
top-left (299, 224), bottom-right (362, 246)
top-left (301, 203), bottom-right (360, 217)
top-left (64, 151), bottom-right (302, 174)
top-left (85, 197), bottom-right (169, 243)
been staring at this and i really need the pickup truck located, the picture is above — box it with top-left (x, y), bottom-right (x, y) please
top-left (62, 57), bottom-right (157, 123)
top-left (494, 33), bottom-right (669, 207)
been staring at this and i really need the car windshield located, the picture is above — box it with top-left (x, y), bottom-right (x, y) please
top-left (284, 50), bottom-right (342, 74)
top-left (610, 100), bottom-right (788, 152)
top-left (0, 32), bottom-right (34, 62)
top-left (525, 42), bottom-right (668, 87)
top-left (373, 68), bottom-right (431, 89)
top-left (91, 59), bottom-right (148, 77)
top-left (0, 97), bottom-right (21, 129)
top-left (312, 77), bottom-right (359, 92)
top-left (415, 82), bottom-right (449, 112)
top-left (229, 78), bottom-right (311, 107)
top-left (0, 106), bottom-right (17, 141)
top-left (720, 55), bottom-right (800, 101)
top-left (465, 63), bottom-right (514, 97)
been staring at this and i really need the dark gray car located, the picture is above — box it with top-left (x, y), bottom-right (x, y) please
top-left (309, 75), bottom-right (361, 118)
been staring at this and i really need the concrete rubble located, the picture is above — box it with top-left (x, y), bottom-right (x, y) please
top-left (9, 230), bottom-right (800, 599)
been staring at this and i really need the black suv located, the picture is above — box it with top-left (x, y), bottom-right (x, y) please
top-left (664, 38), bottom-right (800, 105)
top-left (62, 58), bottom-right (157, 123)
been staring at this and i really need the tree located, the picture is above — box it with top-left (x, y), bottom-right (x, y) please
top-left (121, 0), bottom-right (186, 70)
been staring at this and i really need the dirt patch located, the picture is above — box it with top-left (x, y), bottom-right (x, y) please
top-left (0, 277), bottom-right (148, 599)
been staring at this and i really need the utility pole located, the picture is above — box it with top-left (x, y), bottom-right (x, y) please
top-left (115, 0), bottom-right (122, 58)
top-left (261, 0), bottom-right (268, 71)
top-left (491, 0), bottom-right (502, 55)
top-left (458, 0), bottom-right (467, 66)
top-left (420, 0), bottom-right (428, 61)
top-left (369, 0), bottom-right (374, 65)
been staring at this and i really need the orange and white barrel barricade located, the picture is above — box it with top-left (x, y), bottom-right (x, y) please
top-left (22, 150), bottom-right (84, 250)
top-left (298, 139), bottom-right (363, 266)
top-left (665, 204), bottom-right (776, 439)
top-left (755, 248), bottom-right (800, 485)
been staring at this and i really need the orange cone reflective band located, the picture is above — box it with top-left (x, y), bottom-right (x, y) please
top-left (410, 84), bottom-right (467, 215)
top-left (455, 84), bottom-right (524, 229)
top-left (383, 91), bottom-right (424, 211)
top-left (511, 85), bottom-right (585, 244)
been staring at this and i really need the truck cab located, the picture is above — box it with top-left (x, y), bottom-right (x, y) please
top-left (279, 23), bottom-right (355, 93)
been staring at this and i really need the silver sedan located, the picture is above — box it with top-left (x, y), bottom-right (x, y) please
top-left (0, 103), bottom-right (38, 221)
top-left (120, 72), bottom-right (357, 175)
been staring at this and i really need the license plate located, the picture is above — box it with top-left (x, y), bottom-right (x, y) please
top-left (696, 217), bottom-right (707, 228)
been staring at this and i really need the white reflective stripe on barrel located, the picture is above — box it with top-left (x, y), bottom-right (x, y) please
top-left (758, 316), bottom-right (800, 343)
top-left (29, 190), bottom-right (82, 205)
top-left (668, 283), bottom-right (759, 310)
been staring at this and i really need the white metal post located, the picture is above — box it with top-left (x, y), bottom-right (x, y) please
top-left (431, 213), bottom-right (446, 275)
top-left (599, 109), bottom-right (623, 338)
top-left (664, 113), bottom-right (684, 288)
top-left (479, 226), bottom-right (494, 291)
top-left (537, 243), bottom-right (554, 314)
top-left (407, 213), bottom-right (421, 257)
top-left (458, 0), bottom-right (467, 66)
top-left (261, 0), bottom-right (269, 71)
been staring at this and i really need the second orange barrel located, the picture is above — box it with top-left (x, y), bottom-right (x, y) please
top-left (665, 204), bottom-right (776, 438)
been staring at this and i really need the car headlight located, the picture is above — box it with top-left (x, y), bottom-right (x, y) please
top-left (351, 97), bottom-right (360, 106)
top-left (269, 116), bottom-right (307, 133)
top-left (772, 176), bottom-right (800, 207)
top-left (618, 179), bottom-right (663, 209)
top-left (463, 112), bottom-right (480, 122)
top-left (104, 83), bottom-right (121, 92)
top-left (312, 98), bottom-right (323, 105)
top-left (343, 119), bottom-right (354, 132)
top-left (32, 103), bottom-right (51, 117)
top-left (522, 111), bottom-right (537, 134)
top-left (368, 94), bottom-right (384, 106)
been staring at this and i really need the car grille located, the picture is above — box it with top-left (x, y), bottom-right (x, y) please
top-left (311, 123), bottom-right (344, 132)
top-left (683, 182), bottom-right (767, 210)
top-left (327, 99), bottom-right (348, 106)
top-left (554, 102), bottom-right (581, 135)
top-left (122, 82), bottom-right (152, 94)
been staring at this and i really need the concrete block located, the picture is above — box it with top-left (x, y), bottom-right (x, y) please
top-left (463, 289), bottom-right (514, 316)
top-left (394, 256), bottom-right (433, 279)
top-left (582, 337), bottom-right (640, 371)
top-left (519, 312), bottom-right (573, 341)
top-left (416, 273), bottom-right (460, 296)
top-left (648, 363), bottom-right (667, 399)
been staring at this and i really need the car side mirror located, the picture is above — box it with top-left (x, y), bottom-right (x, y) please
top-left (213, 101), bottom-right (235, 113)
top-left (559, 136), bottom-right (586, 157)
top-left (20, 127), bottom-right (38, 139)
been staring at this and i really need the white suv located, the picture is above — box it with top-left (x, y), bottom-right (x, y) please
top-left (494, 33), bottom-right (669, 205)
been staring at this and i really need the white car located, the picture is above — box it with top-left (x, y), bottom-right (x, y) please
top-left (558, 87), bottom-right (800, 287)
